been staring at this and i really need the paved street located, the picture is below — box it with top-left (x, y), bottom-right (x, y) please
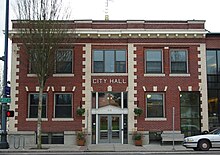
top-left (1, 144), bottom-right (220, 155)
top-left (1, 151), bottom-right (220, 155)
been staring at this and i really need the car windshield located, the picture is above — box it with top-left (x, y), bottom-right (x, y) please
top-left (210, 128), bottom-right (220, 135)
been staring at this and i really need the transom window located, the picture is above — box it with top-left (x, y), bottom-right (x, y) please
top-left (55, 50), bottom-right (73, 74)
top-left (146, 93), bottom-right (164, 118)
top-left (54, 94), bottom-right (72, 118)
top-left (93, 50), bottom-right (126, 73)
top-left (170, 50), bottom-right (188, 73)
top-left (145, 50), bottom-right (162, 73)
top-left (28, 93), bottom-right (47, 118)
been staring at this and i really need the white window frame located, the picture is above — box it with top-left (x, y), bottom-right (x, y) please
top-left (27, 93), bottom-right (47, 119)
top-left (53, 93), bottom-right (73, 119)
top-left (170, 49), bottom-right (188, 74)
top-left (92, 50), bottom-right (127, 73)
top-left (144, 49), bottom-right (163, 75)
top-left (54, 49), bottom-right (74, 74)
top-left (146, 93), bottom-right (166, 120)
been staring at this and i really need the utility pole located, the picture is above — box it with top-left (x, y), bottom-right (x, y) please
top-left (0, 0), bottom-right (10, 149)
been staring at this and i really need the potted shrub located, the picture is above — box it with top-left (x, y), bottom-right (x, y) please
top-left (76, 131), bottom-right (85, 146)
top-left (76, 107), bottom-right (85, 116)
top-left (133, 132), bottom-right (142, 146)
top-left (134, 107), bottom-right (143, 116)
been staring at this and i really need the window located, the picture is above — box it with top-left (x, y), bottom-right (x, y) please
top-left (92, 92), bottom-right (127, 109)
top-left (55, 50), bottom-right (73, 73)
top-left (54, 94), bottom-right (72, 118)
top-left (170, 50), bottom-right (187, 73)
top-left (146, 93), bottom-right (164, 118)
top-left (206, 50), bottom-right (220, 74)
top-left (93, 50), bottom-right (126, 73)
top-left (145, 50), bottom-right (162, 73)
top-left (40, 133), bottom-right (64, 144)
top-left (28, 93), bottom-right (47, 118)
top-left (180, 92), bottom-right (201, 137)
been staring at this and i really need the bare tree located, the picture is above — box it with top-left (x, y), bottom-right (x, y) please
top-left (13, 0), bottom-right (71, 149)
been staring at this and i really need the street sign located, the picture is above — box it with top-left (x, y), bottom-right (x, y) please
top-left (0, 98), bottom-right (11, 103)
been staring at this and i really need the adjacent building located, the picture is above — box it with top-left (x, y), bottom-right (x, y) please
top-left (8, 20), bottom-right (212, 146)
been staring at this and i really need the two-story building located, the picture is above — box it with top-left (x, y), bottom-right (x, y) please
top-left (8, 20), bottom-right (209, 146)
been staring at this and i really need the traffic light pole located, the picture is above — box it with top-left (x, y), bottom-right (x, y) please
top-left (0, 0), bottom-right (10, 149)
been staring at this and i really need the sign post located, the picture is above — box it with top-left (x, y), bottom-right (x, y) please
top-left (0, 0), bottom-right (10, 149)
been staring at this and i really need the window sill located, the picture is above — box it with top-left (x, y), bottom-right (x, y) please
top-left (145, 118), bottom-right (167, 121)
top-left (92, 73), bottom-right (128, 76)
top-left (53, 74), bottom-right (75, 77)
top-left (26, 118), bottom-right (48, 121)
top-left (144, 74), bottom-right (165, 77)
top-left (169, 74), bottom-right (190, 77)
top-left (27, 74), bottom-right (37, 77)
top-left (52, 118), bottom-right (74, 121)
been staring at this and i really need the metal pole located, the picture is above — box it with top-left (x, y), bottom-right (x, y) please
top-left (0, 0), bottom-right (9, 149)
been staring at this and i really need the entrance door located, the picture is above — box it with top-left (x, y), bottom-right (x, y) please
top-left (99, 115), bottom-right (121, 143)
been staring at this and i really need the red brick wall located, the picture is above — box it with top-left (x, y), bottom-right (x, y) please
top-left (135, 43), bottom-right (200, 132)
top-left (15, 44), bottom-right (85, 132)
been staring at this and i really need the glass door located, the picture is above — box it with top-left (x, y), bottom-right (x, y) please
top-left (99, 115), bottom-right (121, 143)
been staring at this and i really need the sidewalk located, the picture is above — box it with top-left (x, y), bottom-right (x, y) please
top-left (0, 144), bottom-right (188, 152)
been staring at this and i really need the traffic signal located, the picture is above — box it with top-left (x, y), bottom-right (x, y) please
top-left (6, 110), bottom-right (14, 117)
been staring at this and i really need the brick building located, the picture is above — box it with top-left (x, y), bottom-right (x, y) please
top-left (8, 20), bottom-right (209, 146)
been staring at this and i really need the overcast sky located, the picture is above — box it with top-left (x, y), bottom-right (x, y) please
top-left (0, 0), bottom-right (220, 62)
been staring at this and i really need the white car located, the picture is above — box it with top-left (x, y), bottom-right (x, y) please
top-left (183, 128), bottom-right (220, 151)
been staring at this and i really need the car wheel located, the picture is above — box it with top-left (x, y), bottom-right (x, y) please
top-left (198, 140), bottom-right (210, 151)
top-left (193, 147), bottom-right (200, 151)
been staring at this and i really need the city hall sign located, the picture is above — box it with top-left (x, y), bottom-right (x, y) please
top-left (92, 78), bottom-right (127, 84)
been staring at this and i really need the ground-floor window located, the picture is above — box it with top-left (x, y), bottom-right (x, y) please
top-left (38, 133), bottom-right (64, 144)
top-left (146, 93), bottom-right (165, 118)
top-left (54, 93), bottom-right (73, 118)
top-left (180, 92), bottom-right (201, 137)
top-left (28, 93), bottom-right (47, 118)
top-left (208, 88), bottom-right (220, 130)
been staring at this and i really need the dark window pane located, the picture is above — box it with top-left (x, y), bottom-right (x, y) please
top-left (51, 133), bottom-right (64, 144)
top-left (29, 94), bottom-right (47, 118)
top-left (56, 50), bottom-right (72, 73)
top-left (94, 61), bottom-right (104, 73)
top-left (145, 50), bottom-right (162, 73)
top-left (171, 62), bottom-right (187, 73)
top-left (146, 94), bottom-right (164, 118)
top-left (180, 92), bottom-right (201, 137)
top-left (55, 94), bottom-right (72, 118)
top-left (93, 50), bottom-right (126, 73)
top-left (207, 50), bottom-right (217, 74)
top-left (218, 50), bottom-right (220, 74)
top-left (123, 92), bottom-right (128, 108)
top-left (116, 61), bottom-right (126, 73)
top-left (171, 50), bottom-right (187, 73)
top-left (146, 62), bottom-right (162, 73)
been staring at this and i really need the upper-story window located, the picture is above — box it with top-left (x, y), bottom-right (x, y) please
top-left (145, 50), bottom-right (163, 73)
top-left (55, 50), bottom-right (73, 74)
top-left (93, 50), bottom-right (126, 73)
top-left (206, 50), bottom-right (220, 74)
top-left (170, 50), bottom-right (188, 73)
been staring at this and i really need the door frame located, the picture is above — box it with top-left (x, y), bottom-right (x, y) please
top-left (98, 115), bottom-right (121, 143)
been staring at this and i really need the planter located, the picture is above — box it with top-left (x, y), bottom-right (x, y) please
top-left (135, 139), bottom-right (142, 146)
top-left (77, 139), bottom-right (85, 146)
